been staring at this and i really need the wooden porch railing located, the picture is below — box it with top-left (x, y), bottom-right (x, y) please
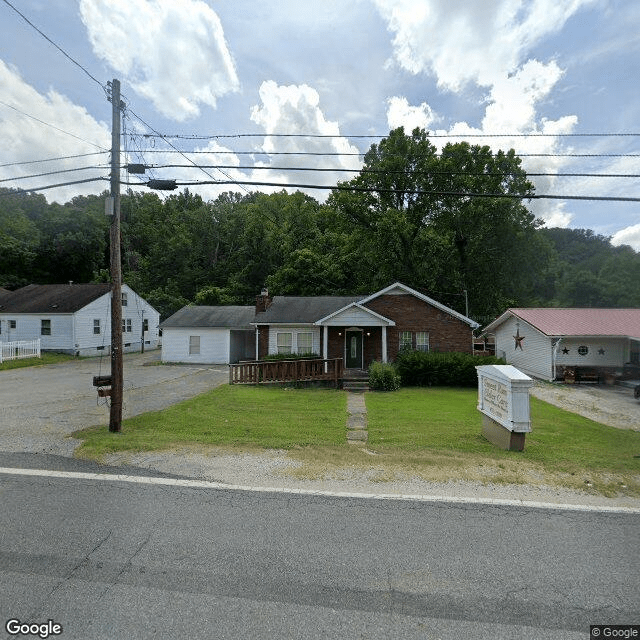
top-left (229, 357), bottom-right (343, 387)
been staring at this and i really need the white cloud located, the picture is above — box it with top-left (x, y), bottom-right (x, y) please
top-left (372, 0), bottom-right (595, 90)
top-left (249, 81), bottom-right (362, 196)
top-left (611, 224), bottom-right (640, 251)
top-left (79, 0), bottom-right (239, 121)
top-left (0, 61), bottom-right (110, 203)
top-left (387, 96), bottom-right (437, 132)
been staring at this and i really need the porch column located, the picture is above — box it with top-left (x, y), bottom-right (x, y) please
top-left (255, 328), bottom-right (259, 361)
top-left (382, 326), bottom-right (387, 363)
top-left (323, 325), bottom-right (328, 373)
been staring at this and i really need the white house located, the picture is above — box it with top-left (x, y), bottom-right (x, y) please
top-left (161, 306), bottom-right (256, 364)
top-left (0, 283), bottom-right (160, 356)
top-left (484, 308), bottom-right (640, 381)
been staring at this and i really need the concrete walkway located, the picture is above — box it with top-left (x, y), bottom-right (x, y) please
top-left (346, 391), bottom-right (368, 443)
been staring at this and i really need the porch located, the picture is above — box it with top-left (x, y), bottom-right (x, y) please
top-left (229, 357), bottom-right (345, 387)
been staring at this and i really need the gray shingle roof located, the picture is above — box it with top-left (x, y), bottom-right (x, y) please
top-left (0, 284), bottom-right (111, 313)
top-left (254, 296), bottom-right (364, 324)
top-left (161, 306), bottom-right (256, 329)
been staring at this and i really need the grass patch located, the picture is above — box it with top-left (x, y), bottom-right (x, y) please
top-left (73, 385), bottom-right (347, 458)
top-left (0, 352), bottom-right (77, 371)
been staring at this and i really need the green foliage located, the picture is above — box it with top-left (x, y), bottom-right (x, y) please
top-left (394, 350), bottom-right (505, 387)
top-left (194, 286), bottom-right (234, 306)
top-left (368, 361), bottom-right (401, 391)
top-left (262, 352), bottom-right (320, 361)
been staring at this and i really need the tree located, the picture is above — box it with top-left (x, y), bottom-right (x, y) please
top-left (328, 127), bottom-right (551, 319)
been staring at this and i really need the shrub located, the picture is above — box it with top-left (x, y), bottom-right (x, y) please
top-left (394, 351), bottom-right (505, 387)
top-left (368, 361), bottom-right (401, 391)
top-left (262, 352), bottom-right (320, 361)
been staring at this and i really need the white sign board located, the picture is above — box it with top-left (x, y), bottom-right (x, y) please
top-left (476, 365), bottom-right (534, 432)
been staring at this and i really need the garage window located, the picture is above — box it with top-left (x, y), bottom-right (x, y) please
top-left (189, 335), bottom-right (200, 355)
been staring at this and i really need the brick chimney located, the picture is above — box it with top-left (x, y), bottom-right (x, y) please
top-left (255, 288), bottom-right (272, 313)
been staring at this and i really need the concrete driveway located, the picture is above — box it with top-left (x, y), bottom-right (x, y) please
top-left (0, 350), bottom-right (229, 456)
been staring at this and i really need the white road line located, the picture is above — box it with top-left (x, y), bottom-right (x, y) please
top-left (0, 466), bottom-right (638, 513)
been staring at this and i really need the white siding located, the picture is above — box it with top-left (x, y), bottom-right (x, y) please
top-left (162, 327), bottom-right (230, 363)
top-left (322, 306), bottom-right (391, 327)
top-left (555, 337), bottom-right (626, 368)
top-left (267, 326), bottom-right (321, 355)
top-left (494, 316), bottom-right (554, 381)
top-left (0, 313), bottom-right (74, 351)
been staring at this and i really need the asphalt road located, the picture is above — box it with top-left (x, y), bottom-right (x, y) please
top-left (1, 468), bottom-right (638, 640)
top-left (0, 351), bottom-right (229, 456)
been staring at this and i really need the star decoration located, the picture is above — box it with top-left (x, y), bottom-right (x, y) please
top-left (562, 347), bottom-right (570, 354)
top-left (598, 348), bottom-right (605, 355)
top-left (513, 328), bottom-right (525, 350)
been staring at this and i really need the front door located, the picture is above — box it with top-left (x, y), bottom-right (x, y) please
top-left (345, 330), bottom-right (363, 369)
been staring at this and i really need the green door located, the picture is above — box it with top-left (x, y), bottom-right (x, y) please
top-left (345, 330), bottom-right (363, 369)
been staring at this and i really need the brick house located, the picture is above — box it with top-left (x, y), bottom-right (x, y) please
top-left (254, 282), bottom-right (479, 369)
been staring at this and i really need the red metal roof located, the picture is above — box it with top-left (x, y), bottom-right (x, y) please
top-left (505, 308), bottom-right (640, 339)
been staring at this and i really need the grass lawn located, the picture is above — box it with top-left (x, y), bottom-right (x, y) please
top-left (72, 384), bottom-right (640, 497)
top-left (73, 385), bottom-right (347, 457)
top-left (0, 352), bottom-right (76, 371)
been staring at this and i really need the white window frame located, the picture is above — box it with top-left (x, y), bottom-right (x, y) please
top-left (121, 292), bottom-right (128, 306)
top-left (9, 320), bottom-right (16, 329)
top-left (277, 332), bottom-right (293, 354)
top-left (189, 335), bottom-right (200, 355)
top-left (416, 331), bottom-right (429, 352)
top-left (399, 331), bottom-right (412, 351)
top-left (41, 319), bottom-right (51, 336)
top-left (94, 319), bottom-right (101, 335)
top-left (296, 332), bottom-right (313, 354)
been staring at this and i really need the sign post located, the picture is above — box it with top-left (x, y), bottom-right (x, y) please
top-left (476, 365), bottom-right (534, 451)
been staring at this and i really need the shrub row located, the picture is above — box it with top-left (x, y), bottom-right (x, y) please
top-left (368, 361), bottom-right (401, 391)
top-left (394, 350), bottom-right (505, 387)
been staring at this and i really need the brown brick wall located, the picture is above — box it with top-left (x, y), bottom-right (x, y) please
top-left (257, 325), bottom-right (269, 359)
top-left (365, 294), bottom-right (473, 360)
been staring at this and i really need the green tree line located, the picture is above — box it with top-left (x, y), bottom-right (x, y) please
top-left (1, 128), bottom-right (638, 321)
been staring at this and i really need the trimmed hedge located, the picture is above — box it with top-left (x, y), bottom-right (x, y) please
top-left (394, 351), bottom-right (505, 387)
top-left (368, 361), bottom-right (401, 391)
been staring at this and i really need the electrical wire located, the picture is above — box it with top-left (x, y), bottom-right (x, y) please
top-left (0, 165), bottom-right (110, 183)
top-left (0, 100), bottom-right (109, 151)
top-left (0, 177), bottom-right (108, 196)
top-left (0, 152), bottom-right (107, 168)
top-left (1, 0), bottom-right (107, 94)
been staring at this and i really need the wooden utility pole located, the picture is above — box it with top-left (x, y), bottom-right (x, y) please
top-left (109, 79), bottom-right (123, 432)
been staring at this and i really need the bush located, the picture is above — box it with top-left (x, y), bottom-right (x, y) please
top-left (262, 352), bottom-right (320, 361)
top-left (368, 361), bottom-right (401, 391)
top-left (394, 351), bottom-right (505, 387)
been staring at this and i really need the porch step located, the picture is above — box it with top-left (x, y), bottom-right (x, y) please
top-left (343, 381), bottom-right (369, 392)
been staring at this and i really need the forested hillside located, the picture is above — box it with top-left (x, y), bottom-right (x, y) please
top-left (2, 129), bottom-right (638, 322)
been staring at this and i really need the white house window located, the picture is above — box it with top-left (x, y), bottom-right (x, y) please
top-left (143, 318), bottom-right (149, 333)
top-left (277, 332), bottom-right (292, 354)
top-left (189, 335), bottom-right (200, 355)
top-left (416, 332), bottom-right (429, 352)
top-left (41, 319), bottom-right (51, 336)
top-left (9, 320), bottom-right (16, 329)
top-left (399, 331), bottom-right (412, 351)
top-left (121, 292), bottom-right (128, 306)
top-left (94, 319), bottom-right (101, 335)
top-left (0, 320), bottom-right (2, 334)
top-left (122, 319), bottom-right (132, 333)
top-left (297, 332), bottom-right (313, 353)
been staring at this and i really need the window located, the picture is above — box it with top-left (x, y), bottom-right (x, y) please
top-left (297, 332), bottom-right (313, 353)
top-left (189, 335), bottom-right (200, 355)
top-left (122, 319), bottom-right (132, 333)
top-left (277, 332), bottom-right (292, 354)
top-left (121, 292), bottom-right (128, 306)
top-left (399, 331), bottom-right (412, 351)
top-left (416, 332), bottom-right (429, 352)
top-left (127, 319), bottom-right (132, 333)
top-left (0, 320), bottom-right (2, 334)
top-left (143, 318), bottom-right (149, 333)
top-left (94, 319), bottom-right (101, 335)
top-left (9, 320), bottom-right (16, 329)
top-left (41, 319), bottom-right (51, 336)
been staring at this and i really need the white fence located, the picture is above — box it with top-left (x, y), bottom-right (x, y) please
top-left (0, 339), bottom-right (41, 363)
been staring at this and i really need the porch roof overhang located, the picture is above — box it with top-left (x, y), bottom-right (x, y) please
top-left (314, 302), bottom-right (395, 327)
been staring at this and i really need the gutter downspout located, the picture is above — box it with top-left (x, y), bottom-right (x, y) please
top-left (552, 337), bottom-right (562, 382)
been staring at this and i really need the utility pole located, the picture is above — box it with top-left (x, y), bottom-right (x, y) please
top-left (109, 79), bottom-right (123, 432)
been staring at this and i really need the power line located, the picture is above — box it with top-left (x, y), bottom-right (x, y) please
top-left (0, 165), bottom-right (109, 183)
top-left (124, 178), bottom-right (640, 202)
top-left (139, 131), bottom-right (640, 140)
top-left (0, 152), bottom-right (107, 168)
top-left (0, 100), bottom-right (109, 151)
top-left (1, 0), bottom-right (107, 93)
top-left (0, 177), bottom-right (108, 196)
top-left (140, 163), bottom-right (640, 179)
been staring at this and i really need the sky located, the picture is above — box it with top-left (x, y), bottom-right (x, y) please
top-left (1, 0), bottom-right (639, 248)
